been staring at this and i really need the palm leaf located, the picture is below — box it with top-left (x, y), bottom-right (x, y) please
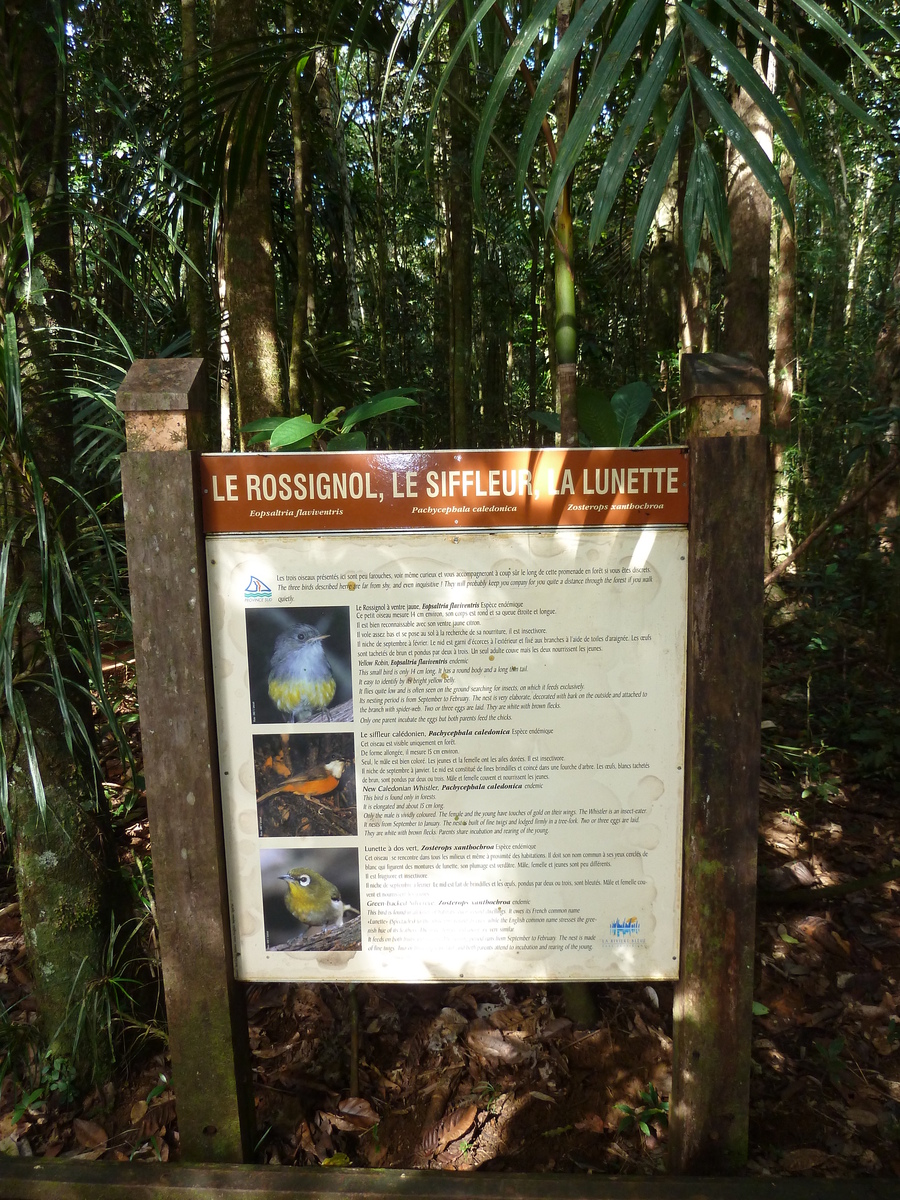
top-left (683, 141), bottom-right (706, 271)
top-left (471, 0), bottom-right (560, 215)
top-left (678, 2), bottom-right (832, 210)
top-left (631, 88), bottom-right (690, 262)
top-left (697, 140), bottom-right (732, 268)
top-left (514, 0), bottom-right (618, 208)
top-left (425, 0), bottom-right (499, 173)
top-left (690, 66), bottom-right (794, 228)
top-left (545, 0), bottom-right (663, 232)
top-left (589, 26), bottom-right (680, 245)
top-left (725, 0), bottom-right (873, 125)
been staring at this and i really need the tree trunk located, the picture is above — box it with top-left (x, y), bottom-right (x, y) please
top-left (433, 113), bottom-right (450, 443)
top-left (447, 1), bottom-right (473, 448)
top-left (181, 0), bottom-right (216, 447)
top-left (554, 0), bottom-right (578, 447)
top-left (722, 51), bottom-right (774, 378)
top-left (480, 247), bottom-right (510, 447)
top-left (0, 0), bottom-right (113, 1080)
top-left (771, 153), bottom-right (796, 566)
top-left (677, 31), bottom-right (711, 360)
top-left (315, 52), bottom-right (363, 341)
top-left (212, 0), bottom-right (283, 436)
top-left (286, 0), bottom-right (316, 413)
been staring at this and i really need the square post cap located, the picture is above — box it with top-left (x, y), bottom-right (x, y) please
top-left (116, 359), bottom-right (206, 451)
top-left (681, 352), bottom-right (766, 437)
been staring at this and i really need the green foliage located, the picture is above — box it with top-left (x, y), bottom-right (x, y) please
top-left (616, 1083), bottom-right (669, 1137)
top-left (0, 316), bottom-right (135, 826)
top-left (812, 1036), bottom-right (849, 1087)
top-left (65, 913), bottom-right (166, 1080)
top-left (242, 388), bottom-right (420, 451)
top-left (530, 382), bottom-right (682, 447)
top-left (402, 0), bottom-right (893, 266)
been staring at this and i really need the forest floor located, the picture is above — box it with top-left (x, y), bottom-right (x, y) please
top-left (0, 588), bottom-right (898, 1177)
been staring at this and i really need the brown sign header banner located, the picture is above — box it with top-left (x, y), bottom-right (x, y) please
top-left (199, 447), bottom-right (689, 534)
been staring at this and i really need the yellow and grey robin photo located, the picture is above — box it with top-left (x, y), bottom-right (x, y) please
top-left (268, 623), bottom-right (336, 722)
top-left (279, 868), bottom-right (348, 939)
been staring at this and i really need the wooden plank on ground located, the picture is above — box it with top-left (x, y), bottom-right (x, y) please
top-left (0, 1162), bottom-right (897, 1200)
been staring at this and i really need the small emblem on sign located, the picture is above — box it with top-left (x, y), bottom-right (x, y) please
top-left (244, 575), bottom-right (273, 600)
top-left (610, 916), bottom-right (640, 938)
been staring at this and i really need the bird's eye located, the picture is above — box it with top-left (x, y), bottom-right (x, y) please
top-left (298, 874), bottom-right (311, 887)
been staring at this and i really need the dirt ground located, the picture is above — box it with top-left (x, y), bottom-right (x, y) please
top-left (0, 607), bottom-right (898, 1176)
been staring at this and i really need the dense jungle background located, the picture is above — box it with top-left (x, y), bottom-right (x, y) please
top-left (0, 0), bottom-right (899, 1178)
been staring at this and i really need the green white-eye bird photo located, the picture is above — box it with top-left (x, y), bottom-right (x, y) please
top-left (279, 867), bottom-right (348, 937)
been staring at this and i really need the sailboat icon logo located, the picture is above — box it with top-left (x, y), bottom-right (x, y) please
top-left (244, 575), bottom-right (273, 600)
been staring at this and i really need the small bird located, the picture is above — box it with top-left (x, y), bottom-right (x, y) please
top-left (257, 760), bottom-right (345, 804)
top-left (279, 867), bottom-right (348, 938)
top-left (268, 623), bottom-right (336, 722)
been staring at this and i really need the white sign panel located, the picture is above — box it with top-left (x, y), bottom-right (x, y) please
top-left (206, 526), bottom-right (688, 982)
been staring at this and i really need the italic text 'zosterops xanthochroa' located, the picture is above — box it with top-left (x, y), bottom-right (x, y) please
top-left (279, 868), bottom-right (347, 935)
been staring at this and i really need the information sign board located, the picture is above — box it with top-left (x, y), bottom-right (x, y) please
top-left (202, 448), bottom-right (689, 982)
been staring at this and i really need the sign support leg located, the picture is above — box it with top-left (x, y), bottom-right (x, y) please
top-left (669, 353), bottom-right (768, 1172)
top-left (116, 360), bottom-right (252, 1162)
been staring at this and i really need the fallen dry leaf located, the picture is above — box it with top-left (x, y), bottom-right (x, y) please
top-left (324, 1097), bottom-right (379, 1132)
top-left (72, 1118), bottom-right (107, 1150)
top-left (844, 1106), bottom-right (880, 1127)
top-left (781, 1147), bottom-right (829, 1172)
top-left (418, 1104), bottom-right (477, 1157)
top-left (575, 1114), bottom-right (605, 1133)
top-left (466, 1026), bottom-right (527, 1063)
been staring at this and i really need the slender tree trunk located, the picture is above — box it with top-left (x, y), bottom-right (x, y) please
top-left (316, 52), bottom-right (363, 340)
top-left (181, 0), bottom-right (216, 447)
top-left (677, 31), bottom-right (710, 358)
top-left (447, 1), bottom-right (473, 447)
top-left (844, 164), bottom-right (875, 332)
top-left (366, 51), bottom-right (390, 389)
top-left (528, 194), bottom-right (541, 442)
top-left (722, 42), bottom-right (774, 378)
top-left (433, 112), bottom-right (450, 443)
top-left (554, 0), bottom-right (578, 447)
top-left (771, 152), bottom-right (796, 565)
top-left (1, 0), bottom-right (113, 1079)
top-left (212, 0), bottom-right (283, 436)
top-left (286, 0), bottom-right (315, 413)
top-left (481, 248), bottom-right (510, 446)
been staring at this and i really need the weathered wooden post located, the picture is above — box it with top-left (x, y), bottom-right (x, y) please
top-left (669, 353), bottom-right (768, 1171)
top-left (116, 360), bottom-right (253, 1162)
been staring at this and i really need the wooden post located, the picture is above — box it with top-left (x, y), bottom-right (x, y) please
top-left (669, 353), bottom-right (768, 1172)
top-left (116, 360), bottom-right (253, 1162)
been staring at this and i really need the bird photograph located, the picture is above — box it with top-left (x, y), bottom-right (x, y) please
top-left (246, 607), bottom-right (353, 725)
top-left (261, 847), bottom-right (361, 952)
top-left (253, 731), bottom-right (356, 838)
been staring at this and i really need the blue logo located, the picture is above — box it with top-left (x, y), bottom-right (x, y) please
top-left (244, 575), bottom-right (273, 601)
top-left (610, 916), bottom-right (640, 938)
